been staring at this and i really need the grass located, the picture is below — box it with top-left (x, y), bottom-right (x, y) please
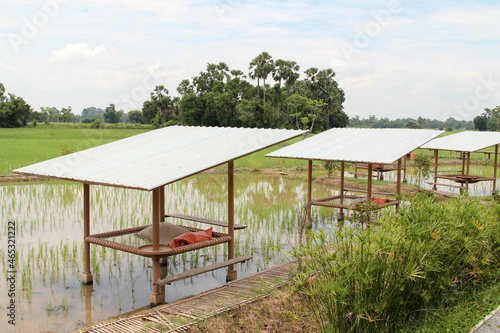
top-left (0, 122), bottom-right (151, 174)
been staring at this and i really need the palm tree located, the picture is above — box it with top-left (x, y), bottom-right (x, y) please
top-left (249, 52), bottom-right (274, 107)
top-left (151, 85), bottom-right (171, 124)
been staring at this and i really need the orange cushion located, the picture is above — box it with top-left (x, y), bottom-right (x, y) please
top-left (373, 198), bottom-right (389, 204)
top-left (170, 228), bottom-right (213, 248)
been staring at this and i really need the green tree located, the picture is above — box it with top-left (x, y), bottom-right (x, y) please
top-left (151, 85), bottom-right (171, 125)
top-left (103, 104), bottom-right (122, 123)
top-left (0, 83), bottom-right (5, 102)
top-left (473, 115), bottom-right (488, 131)
top-left (405, 120), bottom-right (421, 129)
top-left (0, 93), bottom-right (33, 128)
top-left (413, 154), bottom-right (431, 189)
top-left (128, 110), bottom-right (145, 124)
top-left (59, 107), bottom-right (74, 122)
top-left (249, 52), bottom-right (274, 107)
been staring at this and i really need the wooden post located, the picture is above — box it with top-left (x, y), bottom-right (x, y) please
top-left (461, 152), bottom-right (466, 175)
top-left (433, 150), bottom-right (438, 190)
top-left (493, 145), bottom-right (498, 195)
top-left (82, 183), bottom-right (93, 285)
top-left (159, 186), bottom-right (165, 221)
top-left (464, 152), bottom-right (471, 192)
top-left (150, 187), bottom-right (163, 306)
top-left (403, 154), bottom-right (407, 182)
top-left (396, 158), bottom-right (402, 210)
top-left (354, 163), bottom-right (358, 179)
top-left (338, 161), bottom-right (345, 220)
top-left (226, 160), bottom-right (237, 281)
top-left (306, 160), bottom-right (313, 227)
top-left (82, 284), bottom-right (93, 325)
top-left (367, 163), bottom-right (372, 202)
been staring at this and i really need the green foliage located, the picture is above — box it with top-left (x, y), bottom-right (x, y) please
top-left (103, 104), bottom-right (123, 123)
top-left (405, 120), bottom-right (422, 129)
top-left (90, 119), bottom-right (103, 129)
top-left (0, 87), bottom-right (33, 128)
top-left (412, 154), bottom-right (431, 188)
top-left (127, 110), bottom-right (144, 124)
top-left (474, 115), bottom-right (488, 131)
top-left (60, 144), bottom-right (75, 156)
top-left (322, 160), bottom-right (340, 178)
top-left (292, 195), bottom-right (500, 332)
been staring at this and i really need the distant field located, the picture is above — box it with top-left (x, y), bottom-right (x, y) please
top-left (0, 125), bottom-right (492, 175)
top-left (0, 123), bottom-right (151, 174)
top-left (0, 123), bottom-right (308, 174)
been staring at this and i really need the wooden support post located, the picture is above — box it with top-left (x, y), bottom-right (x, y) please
top-left (306, 160), bottom-right (313, 227)
top-left (82, 183), bottom-right (93, 285)
top-left (466, 152), bottom-right (471, 191)
top-left (396, 158), bottom-right (402, 210)
top-left (159, 186), bottom-right (168, 266)
top-left (226, 160), bottom-right (237, 282)
top-left (403, 155), bottom-right (407, 182)
top-left (493, 145), bottom-right (498, 195)
top-left (82, 284), bottom-right (93, 326)
top-left (354, 163), bottom-right (358, 179)
top-left (367, 163), bottom-right (372, 202)
top-left (461, 152), bottom-right (466, 175)
top-left (433, 150), bottom-right (438, 190)
top-left (366, 163), bottom-right (373, 226)
top-left (150, 187), bottom-right (164, 306)
top-left (338, 161), bottom-right (345, 220)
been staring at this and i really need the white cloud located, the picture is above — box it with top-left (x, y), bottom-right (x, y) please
top-left (0, 62), bottom-right (12, 72)
top-left (49, 43), bottom-right (107, 63)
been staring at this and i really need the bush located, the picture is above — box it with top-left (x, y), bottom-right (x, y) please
top-left (90, 119), bottom-right (103, 129)
top-left (292, 195), bottom-right (500, 332)
top-left (446, 127), bottom-right (453, 131)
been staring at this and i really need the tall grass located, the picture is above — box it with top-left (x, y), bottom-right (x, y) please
top-left (292, 194), bottom-right (500, 332)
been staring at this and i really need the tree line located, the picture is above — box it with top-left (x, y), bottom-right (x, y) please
top-left (350, 115), bottom-right (474, 131)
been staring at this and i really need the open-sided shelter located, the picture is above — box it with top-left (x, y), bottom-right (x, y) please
top-left (13, 125), bottom-right (305, 306)
top-left (266, 128), bottom-right (443, 223)
top-left (420, 131), bottom-right (500, 195)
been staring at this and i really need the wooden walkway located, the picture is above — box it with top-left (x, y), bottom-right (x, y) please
top-left (74, 260), bottom-right (298, 333)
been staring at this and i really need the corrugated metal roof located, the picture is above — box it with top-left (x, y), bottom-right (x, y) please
top-left (13, 126), bottom-right (306, 191)
top-left (266, 128), bottom-right (443, 164)
top-left (420, 131), bottom-right (500, 152)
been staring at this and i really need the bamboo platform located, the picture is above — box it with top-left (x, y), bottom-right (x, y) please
top-left (74, 260), bottom-right (298, 333)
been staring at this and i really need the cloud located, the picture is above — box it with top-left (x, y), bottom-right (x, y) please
top-left (49, 43), bottom-right (107, 63)
top-left (0, 62), bottom-right (12, 72)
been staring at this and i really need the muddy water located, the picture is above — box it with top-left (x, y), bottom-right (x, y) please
top-left (380, 164), bottom-right (499, 196)
top-left (0, 173), bottom-right (344, 333)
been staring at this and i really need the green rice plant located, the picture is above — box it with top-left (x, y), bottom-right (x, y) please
top-left (292, 194), bottom-right (500, 332)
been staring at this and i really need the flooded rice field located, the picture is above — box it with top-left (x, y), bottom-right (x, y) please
top-left (1, 163), bottom-right (497, 332)
top-left (1, 173), bottom-right (344, 332)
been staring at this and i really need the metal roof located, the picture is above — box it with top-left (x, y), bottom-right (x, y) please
top-left (13, 126), bottom-right (306, 191)
top-left (266, 128), bottom-right (443, 164)
top-left (420, 131), bottom-right (500, 152)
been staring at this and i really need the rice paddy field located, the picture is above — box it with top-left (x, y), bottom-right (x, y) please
top-left (1, 172), bottom-right (350, 332)
top-left (1, 125), bottom-right (499, 332)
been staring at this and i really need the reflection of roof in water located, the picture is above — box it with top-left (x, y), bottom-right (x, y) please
top-left (13, 126), bottom-right (305, 191)
top-left (421, 131), bottom-right (500, 152)
top-left (267, 128), bottom-right (443, 164)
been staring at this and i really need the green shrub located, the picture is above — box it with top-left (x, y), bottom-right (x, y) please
top-left (90, 119), bottom-right (103, 129)
top-left (292, 195), bottom-right (500, 332)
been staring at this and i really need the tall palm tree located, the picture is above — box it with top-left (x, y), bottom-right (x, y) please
top-left (151, 85), bottom-right (171, 124)
top-left (249, 52), bottom-right (274, 107)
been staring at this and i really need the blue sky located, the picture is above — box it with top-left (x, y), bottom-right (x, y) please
top-left (1, 0), bottom-right (499, 121)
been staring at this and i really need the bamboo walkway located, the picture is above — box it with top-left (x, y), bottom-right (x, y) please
top-left (74, 260), bottom-right (298, 333)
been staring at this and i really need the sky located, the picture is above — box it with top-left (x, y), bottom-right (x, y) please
top-left (1, 0), bottom-right (499, 122)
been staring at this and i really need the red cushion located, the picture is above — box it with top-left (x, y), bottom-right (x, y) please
top-left (170, 228), bottom-right (213, 248)
top-left (373, 198), bottom-right (389, 204)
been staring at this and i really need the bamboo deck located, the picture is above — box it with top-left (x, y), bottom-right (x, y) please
top-left (74, 260), bottom-right (298, 333)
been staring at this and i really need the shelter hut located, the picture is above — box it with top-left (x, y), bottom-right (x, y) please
top-left (13, 125), bottom-right (305, 306)
top-left (266, 128), bottom-right (443, 223)
top-left (420, 131), bottom-right (500, 195)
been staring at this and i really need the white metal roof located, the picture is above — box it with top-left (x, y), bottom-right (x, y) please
top-left (14, 126), bottom-right (306, 191)
top-left (420, 131), bottom-right (500, 152)
top-left (266, 128), bottom-right (443, 164)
